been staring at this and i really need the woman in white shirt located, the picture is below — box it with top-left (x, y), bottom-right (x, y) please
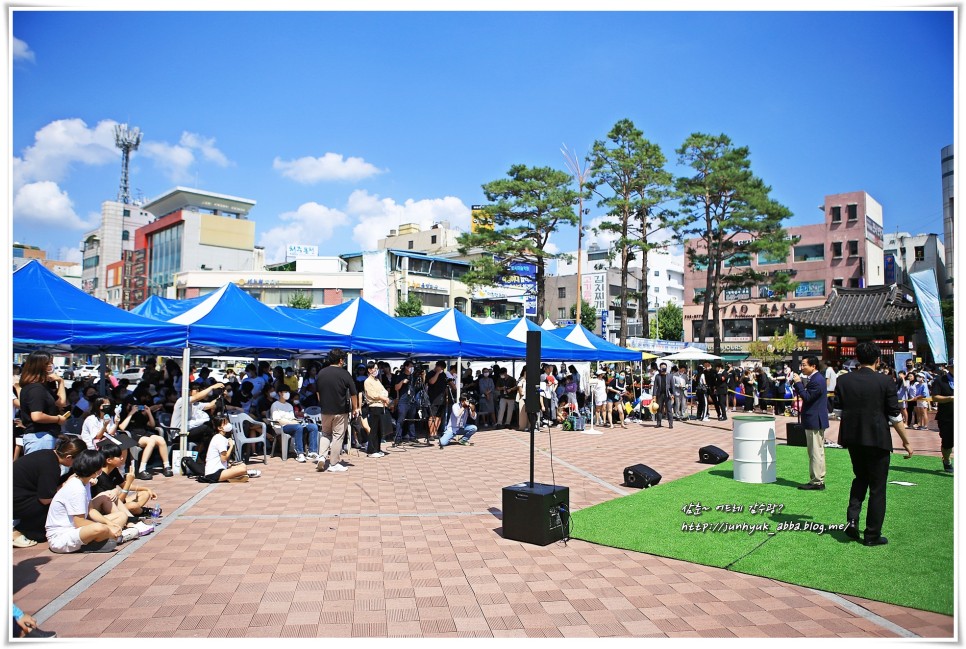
top-left (80, 398), bottom-right (117, 450)
top-left (204, 415), bottom-right (260, 483)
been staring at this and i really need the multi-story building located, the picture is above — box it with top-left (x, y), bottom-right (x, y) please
top-left (379, 221), bottom-right (462, 255)
top-left (883, 232), bottom-right (948, 297)
top-left (173, 256), bottom-right (363, 306)
top-left (80, 201), bottom-right (153, 303)
top-left (682, 191), bottom-right (885, 361)
top-left (552, 243), bottom-right (684, 341)
top-left (941, 144), bottom-right (954, 291)
top-left (12, 243), bottom-right (81, 287)
top-left (133, 187), bottom-right (260, 303)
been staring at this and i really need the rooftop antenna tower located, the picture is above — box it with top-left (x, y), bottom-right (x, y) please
top-left (114, 123), bottom-right (142, 205)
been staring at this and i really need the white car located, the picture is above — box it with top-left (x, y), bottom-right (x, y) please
top-left (75, 365), bottom-right (100, 379)
top-left (116, 367), bottom-right (145, 384)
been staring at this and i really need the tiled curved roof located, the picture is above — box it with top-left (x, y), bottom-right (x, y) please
top-left (784, 284), bottom-right (920, 328)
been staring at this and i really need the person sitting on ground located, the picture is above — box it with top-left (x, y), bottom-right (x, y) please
top-left (87, 448), bottom-right (155, 538)
top-left (270, 383), bottom-right (320, 463)
top-left (45, 449), bottom-right (137, 554)
top-left (12, 435), bottom-right (85, 547)
top-left (204, 415), bottom-right (260, 483)
top-left (90, 439), bottom-right (160, 518)
top-left (439, 393), bottom-right (478, 448)
top-left (117, 399), bottom-right (172, 479)
top-left (80, 397), bottom-right (118, 450)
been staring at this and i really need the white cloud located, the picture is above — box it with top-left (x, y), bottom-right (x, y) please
top-left (273, 153), bottom-right (384, 184)
top-left (141, 131), bottom-right (231, 182)
top-left (13, 36), bottom-right (35, 62)
top-left (13, 118), bottom-right (118, 189)
top-left (346, 190), bottom-right (471, 251)
top-left (258, 202), bottom-right (350, 264)
top-left (57, 246), bottom-right (84, 263)
top-left (13, 181), bottom-right (92, 230)
top-left (586, 215), bottom-right (620, 249)
top-left (544, 242), bottom-right (560, 255)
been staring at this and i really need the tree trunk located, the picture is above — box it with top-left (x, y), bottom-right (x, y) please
top-left (619, 231), bottom-right (629, 347)
top-left (641, 246), bottom-right (651, 340)
top-left (536, 255), bottom-right (546, 321)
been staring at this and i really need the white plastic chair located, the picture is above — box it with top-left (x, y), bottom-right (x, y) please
top-left (302, 406), bottom-right (322, 426)
top-left (229, 412), bottom-right (267, 464)
top-left (268, 420), bottom-right (295, 461)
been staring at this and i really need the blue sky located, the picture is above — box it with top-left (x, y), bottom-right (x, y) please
top-left (11, 10), bottom-right (955, 265)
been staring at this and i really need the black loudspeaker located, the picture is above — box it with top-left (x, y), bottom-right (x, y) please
top-left (698, 445), bottom-right (729, 464)
top-left (525, 330), bottom-right (541, 414)
top-left (502, 483), bottom-right (569, 545)
top-left (786, 422), bottom-right (806, 447)
top-left (624, 464), bottom-right (662, 489)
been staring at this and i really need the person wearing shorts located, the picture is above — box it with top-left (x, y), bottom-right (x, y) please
top-left (204, 415), bottom-right (258, 483)
top-left (45, 450), bottom-right (123, 554)
top-left (931, 364), bottom-right (955, 473)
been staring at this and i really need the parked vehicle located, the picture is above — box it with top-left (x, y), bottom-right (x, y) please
top-left (75, 365), bottom-right (100, 379)
top-left (116, 367), bottom-right (144, 384)
top-left (54, 365), bottom-right (74, 380)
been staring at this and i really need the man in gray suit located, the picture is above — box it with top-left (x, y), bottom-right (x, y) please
top-left (834, 342), bottom-right (913, 546)
top-left (652, 363), bottom-right (674, 429)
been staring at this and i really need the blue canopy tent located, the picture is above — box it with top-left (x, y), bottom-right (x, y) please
top-left (131, 293), bottom-right (207, 321)
top-left (483, 317), bottom-right (602, 361)
top-left (277, 298), bottom-right (461, 358)
top-left (398, 308), bottom-right (523, 359)
top-left (13, 260), bottom-right (188, 354)
top-left (547, 323), bottom-right (642, 362)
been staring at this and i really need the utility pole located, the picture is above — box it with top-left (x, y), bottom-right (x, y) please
top-left (562, 145), bottom-right (589, 323)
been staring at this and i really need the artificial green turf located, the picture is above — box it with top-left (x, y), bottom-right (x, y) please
top-left (571, 445), bottom-right (954, 615)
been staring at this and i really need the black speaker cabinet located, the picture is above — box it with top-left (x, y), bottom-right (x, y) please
top-left (525, 330), bottom-right (541, 414)
top-left (502, 482), bottom-right (569, 546)
top-left (624, 464), bottom-right (662, 489)
top-left (698, 445), bottom-right (729, 465)
top-left (786, 422), bottom-right (806, 447)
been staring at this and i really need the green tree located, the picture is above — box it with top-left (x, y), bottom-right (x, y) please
top-left (748, 330), bottom-right (800, 366)
top-left (673, 133), bottom-right (798, 355)
top-left (458, 165), bottom-right (579, 318)
top-left (395, 293), bottom-right (423, 317)
top-left (570, 298), bottom-right (597, 332)
top-left (287, 291), bottom-right (313, 309)
top-left (588, 119), bottom-right (676, 345)
top-left (655, 301), bottom-right (683, 341)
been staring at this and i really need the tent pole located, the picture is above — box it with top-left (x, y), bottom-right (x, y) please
top-left (98, 352), bottom-right (107, 397)
top-left (456, 356), bottom-right (462, 400)
top-left (180, 347), bottom-right (191, 456)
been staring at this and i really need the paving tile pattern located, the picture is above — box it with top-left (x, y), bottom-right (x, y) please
top-left (14, 414), bottom-right (952, 638)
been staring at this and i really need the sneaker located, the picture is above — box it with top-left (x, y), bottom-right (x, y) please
top-left (135, 470), bottom-right (153, 481)
top-left (326, 464), bottom-right (348, 473)
top-left (119, 527), bottom-right (140, 544)
top-left (134, 521), bottom-right (155, 536)
top-left (317, 458), bottom-right (329, 472)
top-left (307, 452), bottom-right (319, 461)
top-left (943, 462), bottom-right (954, 473)
top-left (12, 535), bottom-right (37, 548)
top-left (296, 453), bottom-right (306, 463)
top-left (24, 628), bottom-right (57, 638)
top-left (246, 469), bottom-right (261, 478)
top-left (368, 452), bottom-right (385, 458)
top-left (80, 538), bottom-right (118, 553)
top-left (458, 438), bottom-right (474, 446)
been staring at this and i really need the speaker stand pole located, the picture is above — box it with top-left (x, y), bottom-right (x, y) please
top-left (578, 380), bottom-right (602, 435)
top-left (529, 417), bottom-right (536, 488)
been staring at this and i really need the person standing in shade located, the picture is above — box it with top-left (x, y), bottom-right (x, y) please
top-left (835, 342), bottom-right (913, 546)
top-left (425, 360), bottom-right (449, 443)
top-left (362, 361), bottom-right (389, 458)
top-left (672, 366), bottom-right (688, 420)
top-left (270, 386), bottom-right (320, 464)
top-left (496, 368), bottom-right (517, 429)
top-left (825, 360), bottom-right (839, 414)
top-left (715, 362), bottom-right (729, 421)
top-left (930, 362), bottom-right (954, 473)
top-left (792, 355), bottom-right (829, 490)
top-left (392, 361), bottom-right (418, 445)
top-left (15, 351), bottom-right (68, 454)
top-left (652, 363), bottom-right (674, 429)
top-left (315, 348), bottom-right (360, 473)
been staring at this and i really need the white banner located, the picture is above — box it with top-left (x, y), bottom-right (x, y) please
top-left (362, 250), bottom-right (390, 314)
top-left (909, 269), bottom-right (947, 363)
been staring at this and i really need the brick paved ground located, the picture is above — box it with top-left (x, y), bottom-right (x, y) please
top-left (13, 412), bottom-right (954, 638)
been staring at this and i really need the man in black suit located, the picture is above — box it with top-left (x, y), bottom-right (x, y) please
top-left (652, 363), bottom-right (674, 429)
top-left (834, 342), bottom-right (913, 546)
top-left (792, 355), bottom-right (829, 490)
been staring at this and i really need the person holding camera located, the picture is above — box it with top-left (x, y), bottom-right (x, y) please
top-left (171, 382), bottom-right (225, 462)
top-left (117, 398), bottom-right (172, 479)
top-left (80, 397), bottom-right (119, 450)
top-left (439, 392), bottom-right (478, 448)
top-left (426, 360), bottom-right (449, 443)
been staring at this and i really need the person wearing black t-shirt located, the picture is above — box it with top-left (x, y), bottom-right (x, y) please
top-left (931, 364), bottom-right (955, 473)
top-left (314, 348), bottom-right (359, 473)
top-left (392, 361), bottom-right (418, 445)
top-left (15, 351), bottom-right (68, 455)
top-left (13, 436), bottom-right (85, 544)
top-left (426, 361), bottom-right (449, 442)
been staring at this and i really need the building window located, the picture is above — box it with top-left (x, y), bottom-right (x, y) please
top-left (122, 230), bottom-right (130, 241)
top-left (653, 270), bottom-right (660, 277)
top-left (558, 287), bottom-right (566, 299)
top-left (407, 241), bottom-right (414, 250)
top-left (795, 280), bottom-right (825, 298)
top-left (830, 206), bottom-right (841, 223)
top-left (848, 240), bottom-right (859, 256)
top-left (724, 253), bottom-right (751, 267)
top-left (693, 288), bottom-right (706, 303)
top-left (558, 307), bottom-right (567, 319)
top-left (122, 208), bottom-right (130, 217)
top-left (847, 278), bottom-right (860, 288)
top-left (722, 318), bottom-right (753, 342)
top-left (83, 255), bottom-right (100, 269)
top-left (757, 250), bottom-right (786, 265)
top-left (756, 317), bottom-right (787, 339)
top-left (758, 285), bottom-right (784, 299)
top-left (914, 246), bottom-right (925, 261)
top-left (431, 235), bottom-right (437, 245)
top-left (794, 244), bottom-right (824, 262)
top-left (692, 320), bottom-right (712, 342)
top-left (832, 278), bottom-right (844, 287)
top-left (847, 204), bottom-right (858, 221)
top-left (831, 242), bottom-right (843, 258)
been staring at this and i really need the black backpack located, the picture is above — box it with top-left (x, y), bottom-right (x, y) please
top-left (181, 456), bottom-right (210, 481)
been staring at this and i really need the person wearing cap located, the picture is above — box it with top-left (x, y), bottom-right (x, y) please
top-left (652, 363), bottom-right (674, 429)
top-left (930, 361), bottom-right (954, 473)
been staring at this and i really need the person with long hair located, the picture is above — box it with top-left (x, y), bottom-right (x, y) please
top-left (15, 351), bottom-right (68, 454)
top-left (80, 397), bottom-right (118, 450)
top-left (204, 415), bottom-right (259, 483)
top-left (117, 398), bottom-right (173, 479)
top-left (362, 361), bottom-right (389, 458)
top-left (13, 435), bottom-right (85, 546)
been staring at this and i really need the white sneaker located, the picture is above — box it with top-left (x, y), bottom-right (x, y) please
top-left (368, 452), bottom-right (385, 458)
top-left (296, 453), bottom-right (306, 463)
top-left (134, 521), bottom-right (155, 536)
top-left (247, 469), bottom-right (261, 478)
top-left (307, 452), bottom-right (319, 461)
top-left (326, 464), bottom-right (348, 472)
top-left (119, 527), bottom-right (140, 544)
